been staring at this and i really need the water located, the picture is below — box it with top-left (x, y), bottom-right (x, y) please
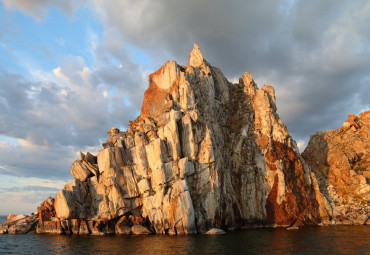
top-left (0, 216), bottom-right (369, 254)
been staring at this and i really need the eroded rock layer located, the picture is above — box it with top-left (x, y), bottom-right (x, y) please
top-left (3, 44), bottom-right (368, 235)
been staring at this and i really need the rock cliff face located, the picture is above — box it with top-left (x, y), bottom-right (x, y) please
top-left (302, 111), bottom-right (370, 225)
top-left (1, 44), bottom-right (368, 235)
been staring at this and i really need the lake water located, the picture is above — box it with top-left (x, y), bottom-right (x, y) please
top-left (0, 216), bottom-right (369, 254)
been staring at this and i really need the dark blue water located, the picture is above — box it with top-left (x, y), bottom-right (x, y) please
top-left (0, 216), bottom-right (369, 254)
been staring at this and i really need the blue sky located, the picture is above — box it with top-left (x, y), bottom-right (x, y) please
top-left (2, 6), bottom-right (96, 74)
top-left (0, 0), bottom-right (369, 215)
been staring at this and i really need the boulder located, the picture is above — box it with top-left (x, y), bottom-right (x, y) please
top-left (84, 152), bottom-right (97, 164)
top-left (82, 161), bottom-right (98, 176)
top-left (69, 160), bottom-right (91, 181)
top-left (286, 226), bottom-right (299, 230)
top-left (1, 214), bottom-right (26, 226)
top-left (54, 190), bottom-right (76, 219)
top-left (131, 224), bottom-right (151, 235)
top-left (4, 215), bottom-right (37, 235)
top-left (205, 228), bottom-right (226, 234)
top-left (8, 218), bottom-right (34, 234)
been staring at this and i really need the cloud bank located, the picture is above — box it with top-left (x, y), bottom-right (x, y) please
top-left (87, 0), bottom-right (370, 140)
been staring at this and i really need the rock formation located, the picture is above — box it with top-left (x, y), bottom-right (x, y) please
top-left (1, 44), bottom-right (368, 235)
top-left (302, 111), bottom-right (370, 225)
top-left (0, 214), bottom-right (38, 234)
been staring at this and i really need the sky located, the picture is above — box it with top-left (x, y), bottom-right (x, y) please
top-left (0, 0), bottom-right (369, 215)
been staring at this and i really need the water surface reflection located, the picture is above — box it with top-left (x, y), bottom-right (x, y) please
top-left (0, 226), bottom-right (369, 254)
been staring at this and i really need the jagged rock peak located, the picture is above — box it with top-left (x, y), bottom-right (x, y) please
top-left (240, 72), bottom-right (258, 96)
top-left (188, 43), bottom-right (204, 67)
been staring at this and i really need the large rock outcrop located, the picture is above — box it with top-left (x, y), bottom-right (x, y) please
top-left (302, 111), bottom-right (370, 225)
top-left (4, 44), bottom-right (368, 235)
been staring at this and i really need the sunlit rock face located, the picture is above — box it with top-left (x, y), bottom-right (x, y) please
top-left (4, 44), bottom-right (346, 236)
top-left (303, 111), bottom-right (370, 225)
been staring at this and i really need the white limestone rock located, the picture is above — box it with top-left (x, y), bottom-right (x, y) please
top-left (54, 189), bottom-right (76, 219)
top-left (188, 43), bottom-right (204, 67)
top-left (69, 160), bottom-right (91, 182)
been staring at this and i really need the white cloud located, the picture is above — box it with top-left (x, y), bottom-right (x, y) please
top-left (17, 137), bottom-right (49, 150)
top-left (52, 67), bottom-right (65, 79)
top-left (296, 139), bottom-right (307, 153)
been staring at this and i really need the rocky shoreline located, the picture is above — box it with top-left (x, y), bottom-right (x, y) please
top-left (1, 206), bottom-right (368, 235)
